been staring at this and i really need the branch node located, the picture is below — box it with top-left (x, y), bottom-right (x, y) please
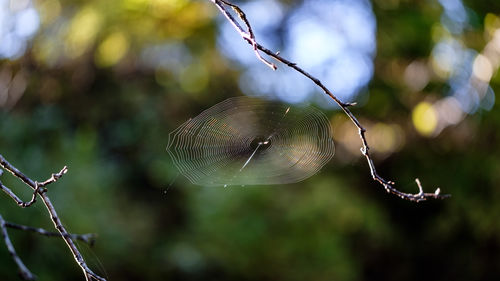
top-left (360, 147), bottom-right (367, 155)
top-left (343, 102), bottom-right (357, 107)
top-left (415, 178), bottom-right (424, 195)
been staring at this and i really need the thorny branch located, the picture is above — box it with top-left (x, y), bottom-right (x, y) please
top-left (209, 0), bottom-right (450, 202)
top-left (0, 154), bottom-right (106, 281)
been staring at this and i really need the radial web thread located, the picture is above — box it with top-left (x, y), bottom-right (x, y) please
top-left (167, 96), bottom-right (335, 186)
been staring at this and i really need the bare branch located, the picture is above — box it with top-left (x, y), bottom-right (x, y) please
top-left (209, 0), bottom-right (450, 202)
top-left (0, 180), bottom-right (36, 207)
top-left (0, 169), bottom-right (41, 208)
top-left (38, 166), bottom-right (68, 187)
top-left (0, 154), bottom-right (106, 281)
top-left (39, 194), bottom-right (106, 281)
top-left (213, 0), bottom-right (277, 70)
top-left (5, 222), bottom-right (97, 246)
top-left (0, 214), bottom-right (36, 280)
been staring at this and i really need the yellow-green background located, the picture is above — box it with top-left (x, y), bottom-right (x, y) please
top-left (1, 0), bottom-right (500, 280)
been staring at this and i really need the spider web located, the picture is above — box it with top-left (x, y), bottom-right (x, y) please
top-left (167, 96), bottom-right (335, 186)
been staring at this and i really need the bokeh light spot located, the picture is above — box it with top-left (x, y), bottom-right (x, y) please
top-left (14, 7), bottom-right (39, 37)
top-left (368, 123), bottom-right (404, 154)
top-left (95, 31), bottom-right (130, 67)
top-left (0, 0), bottom-right (40, 59)
top-left (65, 6), bottom-right (102, 58)
top-left (412, 102), bottom-right (438, 137)
top-left (404, 60), bottom-right (430, 92)
top-left (431, 40), bottom-right (461, 79)
top-left (36, 0), bottom-right (61, 25)
top-left (472, 54), bottom-right (493, 82)
top-left (485, 13), bottom-right (500, 37)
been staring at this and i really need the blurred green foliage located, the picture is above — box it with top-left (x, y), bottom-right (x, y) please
top-left (1, 0), bottom-right (500, 280)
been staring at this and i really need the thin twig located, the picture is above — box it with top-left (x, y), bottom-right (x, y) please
top-left (216, 0), bottom-right (277, 70)
top-left (0, 170), bottom-right (42, 208)
top-left (0, 214), bottom-right (36, 280)
top-left (5, 222), bottom-right (97, 246)
top-left (0, 154), bottom-right (106, 281)
top-left (39, 194), bottom-right (106, 281)
top-left (209, 0), bottom-right (450, 202)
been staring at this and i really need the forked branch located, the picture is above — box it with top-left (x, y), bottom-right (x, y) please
top-left (209, 0), bottom-right (450, 202)
top-left (0, 154), bottom-right (106, 281)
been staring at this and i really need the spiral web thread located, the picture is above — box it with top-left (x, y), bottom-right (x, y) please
top-left (167, 96), bottom-right (335, 186)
